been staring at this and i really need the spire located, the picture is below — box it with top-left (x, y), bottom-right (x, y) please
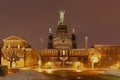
top-left (58, 10), bottom-right (65, 24)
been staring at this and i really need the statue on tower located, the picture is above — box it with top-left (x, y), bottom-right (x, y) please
top-left (59, 10), bottom-right (65, 23)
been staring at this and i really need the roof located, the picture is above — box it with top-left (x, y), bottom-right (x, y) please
top-left (94, 45), bottom-right (120, 47)
top-left (3, 35), bottom-right (27, 43)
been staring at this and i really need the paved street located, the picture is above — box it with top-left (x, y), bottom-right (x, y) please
top-left (7, 67), bottom-right (120, 80)
top-left (40, 69), bottom-right (102, 80)
top-left (41, 69), bottom-right (120, 80)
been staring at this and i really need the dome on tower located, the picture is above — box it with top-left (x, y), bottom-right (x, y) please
top-left (52, 10), bottom-right (72, 49)
top-left (57, 24), bottom-right (67, 33)
top-left (53, 36), bottom-right (72, 49)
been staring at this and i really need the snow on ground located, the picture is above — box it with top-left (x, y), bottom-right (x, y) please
top-left (103, 68), bottom-right (120, 77)
top-left (0, 70), bottom-right (63, 80)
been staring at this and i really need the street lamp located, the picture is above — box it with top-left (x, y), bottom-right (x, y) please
top-left (45, 61), bottom-right (53, 74)
top-left (38, 60), bottom-right (41, 68)
top-left (91, 56), bottom-right (99, 69)
top-left (37, 60), bottom-right (42, 72)
top-left (74, 61), bottom-right (81, 69)
top-left (45, 61), bottom-right (53, 69)
top-left (47, 61), bottom-right (52, 69)
top-left (73, 61), bottom-right (83, 72)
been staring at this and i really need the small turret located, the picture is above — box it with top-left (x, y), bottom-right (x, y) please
top-left (84, 36), bottom-right (88, 49)
top-left (40, 38), bottom-right (44, 50)
top-left (71, 29), bottom-right (77, 49)
top-left (48, 28), bottom-right (53, 49)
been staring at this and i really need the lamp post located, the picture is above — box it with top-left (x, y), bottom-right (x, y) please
top-left (38, 60), bottom-right (41, 68)
top-left (74, 62), bottom-right (81, 69)
top-left (91, 56), bottom-right (99, 69)
top-left (47, 61), bottom-right (52, 69)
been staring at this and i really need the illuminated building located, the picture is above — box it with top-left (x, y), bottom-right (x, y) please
top-left (48, 10), bottom-right (74, 49)
top-left (1, 35), bottom-right (38, 68)
top-left (40, 10), bottom-right (120, 68)
top-left (40, 10), bottom-right (89, 67)
top-left (92, 45), bottom-right (120, 68)
top-left (0, 10), bottom-right (119, 69)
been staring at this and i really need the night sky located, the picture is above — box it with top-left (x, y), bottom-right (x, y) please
top-left (0, 0), bottom-right (120, 49)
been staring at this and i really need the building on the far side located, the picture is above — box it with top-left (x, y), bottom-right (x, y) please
top-left (1, 35), bottom-right (38, 68)
top-left (92, 45), bottom-right (120, 68)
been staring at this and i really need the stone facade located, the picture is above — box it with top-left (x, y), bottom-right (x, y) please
top-left (40, 11), bottom-right (120, 68)
top-left (1, 35), bottom-right (38, 68)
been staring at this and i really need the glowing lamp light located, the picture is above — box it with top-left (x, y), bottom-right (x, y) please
top-left (45, 61), bottom-right (53, 69)
top-left (48, 62), bottom-right (52, 66)
top-left (38, 60), bottom-right (41, 66)
top-left (76, 69), bottom-right (82, 72)
top-left (91, 56), bottom-right (99, 63)
top-left (74, 62), bottom-right (80, 67)
top-left (46, 69), bottom-right (52, 74)
top-left (37, 68), bottom-right (42, 72)
top-left (90, 55), bottom-right (99, 69)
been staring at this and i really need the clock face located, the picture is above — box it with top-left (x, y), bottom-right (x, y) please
top-left (61, 39), bottom-right (68, 44)
top-left (58, 39), bottom-right (66, 44)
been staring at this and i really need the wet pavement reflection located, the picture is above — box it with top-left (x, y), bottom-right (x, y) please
top-left (42, 69), bottom-right (104, 80)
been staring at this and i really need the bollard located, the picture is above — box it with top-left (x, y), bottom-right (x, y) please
top-left (0, 65), bottom-right (8, 76)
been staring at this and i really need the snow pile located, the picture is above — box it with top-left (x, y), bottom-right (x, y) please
top-left (103, 68), bottom-right (120, 77)
top-left (0, 70), bottom-right (58, 80)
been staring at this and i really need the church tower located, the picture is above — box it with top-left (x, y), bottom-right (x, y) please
top-left (71, 29), bottom-right (77, 49)
top-left (48, 28), bottom-right (53, 49)
top-left (53, 10), bottom-right (72, 49)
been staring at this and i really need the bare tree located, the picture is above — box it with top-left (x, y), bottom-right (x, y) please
top-left (1, 48), bottom-right (25, 68)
